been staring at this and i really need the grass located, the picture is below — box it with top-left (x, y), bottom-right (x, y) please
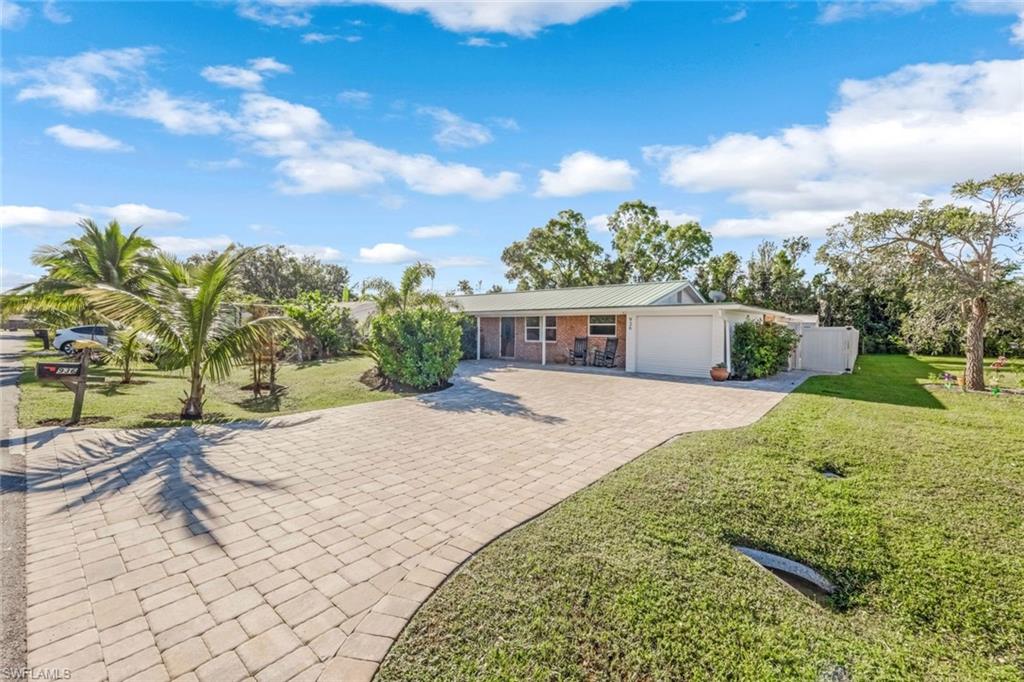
top-left (18, 338), bottom-right (406, 428)
top-left (379, 355), bottom-right (1024, 681)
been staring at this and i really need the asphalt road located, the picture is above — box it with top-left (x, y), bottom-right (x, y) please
top-left (0, 332), bottom-right (27, 676)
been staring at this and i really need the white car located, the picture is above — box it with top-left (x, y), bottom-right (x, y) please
top-left (53, 325), bottom-right (109, 355)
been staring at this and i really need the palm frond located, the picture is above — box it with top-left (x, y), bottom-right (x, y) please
top-left (203, 315), bottom-right (302, 382)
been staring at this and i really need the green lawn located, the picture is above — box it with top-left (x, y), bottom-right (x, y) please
top-left (379, 355), bottom-right (1024, 681)
top-left (18, 338), bottom-right (405, 428)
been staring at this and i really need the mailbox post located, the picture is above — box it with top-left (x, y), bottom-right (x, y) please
top-left (35, 340), bottom-right (103, 424)
top-left (33, 328), bottom-right (51, 350)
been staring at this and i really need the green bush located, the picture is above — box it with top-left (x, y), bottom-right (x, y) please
top-left (368, 307), bottom-right (463, 388)
top-left (284, 291), bottom-right (358, 359)
top-left (731, 320), bottom-right (799, 380)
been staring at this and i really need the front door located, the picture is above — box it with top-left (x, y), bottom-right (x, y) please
top-left (500, 317), bottom-right (516, 358)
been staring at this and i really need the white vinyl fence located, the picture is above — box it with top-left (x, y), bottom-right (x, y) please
top-left (795, 326), bottom-right (859, 373)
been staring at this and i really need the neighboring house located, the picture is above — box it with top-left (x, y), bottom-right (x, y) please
top-left (451, 280), bottom-right (813, 378)
top-left (339, 301), bottom-right (378, 325)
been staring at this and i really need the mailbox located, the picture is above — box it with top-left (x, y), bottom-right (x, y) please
top-left (36, 362), bottom-right (83, 380)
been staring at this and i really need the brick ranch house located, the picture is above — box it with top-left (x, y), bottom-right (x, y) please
top-left (451, 280), bottom-right (816, 378)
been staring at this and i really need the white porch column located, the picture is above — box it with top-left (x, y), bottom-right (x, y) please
top-left (541, 318), bottom-right (547, 366)
top-left (476, 316), bottom-right (481, 360)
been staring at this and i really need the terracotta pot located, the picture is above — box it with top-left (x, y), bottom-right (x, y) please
top-left (710, 366), bottom-right (730, 382)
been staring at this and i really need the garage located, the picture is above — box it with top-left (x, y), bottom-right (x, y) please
top-left (634, 315), bottom-right (713, 377)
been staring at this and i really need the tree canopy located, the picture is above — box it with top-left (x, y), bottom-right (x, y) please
top-left (501, 210), bottom-right (610, 290)
top-left (186, 245), bottom-right (349, 302)
top-left (607, 200), bottom-right (712, 283)
top-left (820, 172), bottom-right (1023, 388)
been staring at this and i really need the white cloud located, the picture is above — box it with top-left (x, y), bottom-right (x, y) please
top-left (587, 213), bottom-right (609, 232)
top-left (434, 256), bottom-right (487, 267)
top-left (45, 124), bottom-right (133, 152)
top-left (201, 65), bottom-right (264, 90)
top-left (302, 32), bottom-right (338, 43)
top-left (1, 0), bottom-right (28, 29)
top-left (409, 224), bottom-right (459, 239)
top-left (153, 235), bottom-right (233, 255)
top-left (461, 36), bottom-right (507, 47)
top-left (722, 7), bottom-right (747, 23)
top-left (490, 116), bottom-right (519, 131)
top-left (130, 89), bottom-right (234, 135)
top-left (275, 158), bottom-right (383, 193)
top-left (343, 35), bottom-right (362, 42)
top-left (250, 57), bottom-right (291, 73)
top-left (236, 1), bottom-right (310, 27)
top-left (363, 1), bottom-right (625, 37)
top-left (358, 242), bottom-right (421, 264)
top-left (818, 0), bottom-right (937, 23)
top-left (338, 89), bottom-right (372, 107)
top-left (274, 138), bottom-right (521, 199)
top-left (201, 57), bottom-right (291, 91)
top-left (42, 0), bottom-right (70, 24)
top-left (1, 205), bottom-right (80, 229)
top-left (959, 0), bottom-right (1024, 45)
top-left (11, 47), bottom-right (155, 112)
top-left (235, 1), bottom-right (623, 36)
top-left (11, 48), bottom-right (521, 201)
top-left (286, 244), bottom-right (344, 261)
top-left (75, 203), bottom-right (187, 226)
top-left (417, 106), bottom-right (493, 148)
top-left (237, 93), bottom-right (328, 155)
top-left (646, 58), bottom-right (1024, 237)
top-left (188, 158), bottom-right (245, 171)
top-left (536, 151), bottom-right (637, 197)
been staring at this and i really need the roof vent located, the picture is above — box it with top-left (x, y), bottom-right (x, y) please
top-left (709, 290), bottom-right (727, 303)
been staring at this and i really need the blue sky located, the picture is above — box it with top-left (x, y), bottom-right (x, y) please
top-left (2, 0), bottom-right (1022, 293)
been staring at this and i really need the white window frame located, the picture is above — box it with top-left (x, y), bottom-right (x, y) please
top-left (525, 316), bottom-right (557, 343)
top-left (588, 314), bottom-right (617, 337)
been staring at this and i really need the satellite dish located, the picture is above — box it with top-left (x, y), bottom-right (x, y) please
top-left (709, 290), bottom-right (727, 303)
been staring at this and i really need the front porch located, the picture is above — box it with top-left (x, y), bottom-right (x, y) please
top-left (472, 314), bottom-right (627, 368)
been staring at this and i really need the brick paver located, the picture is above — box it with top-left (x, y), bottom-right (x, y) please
top-left (14, 362), bottom-right (809, 680)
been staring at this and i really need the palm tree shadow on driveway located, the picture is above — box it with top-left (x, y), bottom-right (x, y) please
top-left (21, 415), bottom-right (321, 542)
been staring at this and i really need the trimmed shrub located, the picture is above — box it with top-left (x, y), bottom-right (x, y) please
top-left (731, 320), bottom-right (799, 380)
top-left (368, 307), bottom-right (462, 388)
top-left (459, 316), bottom-right (478, 360)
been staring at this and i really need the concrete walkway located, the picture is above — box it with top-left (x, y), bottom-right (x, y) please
top-left (10, 355), bottom-right (811, 681)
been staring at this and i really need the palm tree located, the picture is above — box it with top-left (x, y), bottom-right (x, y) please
top-left (361, 261), bottom-right (445, 313)
top-left (2, 218), bottom-right (155, 322)
top-left (75, 248), bottom-right (301, 419)
top-left (102, 328), bottom-right (148, 384)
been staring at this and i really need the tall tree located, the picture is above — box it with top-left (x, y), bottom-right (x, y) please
top-left (694, 251), bottom-right (744, 301)
top-left (737, 237), bottom-right (816, 313)
top-left (75, 248), bottom-right (301, 419)
top-left (822, 173), bottom-right (1023, 389)
top-left (607, 201), bottom-right (712, 282)
top-left (455, 279), bottom-right (475, 295)
top-left (187, 245), bottom-right (349, 301)
top-left (501, 210), bottom-right (609, 290)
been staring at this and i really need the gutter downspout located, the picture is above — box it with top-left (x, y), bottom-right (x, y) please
top-left (476, 316), bottom-right (481, 360)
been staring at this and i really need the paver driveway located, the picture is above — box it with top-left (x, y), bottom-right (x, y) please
top-left (14, 362), bottom-right (809, 682)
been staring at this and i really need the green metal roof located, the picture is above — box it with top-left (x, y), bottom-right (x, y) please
top-left (450, 280), bottom-right (700, 314)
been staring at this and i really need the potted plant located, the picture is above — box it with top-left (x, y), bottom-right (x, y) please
top-left (710, 362), bottom-right (729, 382)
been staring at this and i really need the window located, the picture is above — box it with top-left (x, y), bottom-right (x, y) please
top-left (525, 316), bottom-right (556, 342)
top-left (589, 314), bottom-right (617, 336)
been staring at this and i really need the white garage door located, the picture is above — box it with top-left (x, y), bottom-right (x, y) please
top-left (635, 315), bottom-right (713, 377)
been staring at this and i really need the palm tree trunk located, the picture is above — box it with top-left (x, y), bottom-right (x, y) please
top-left (964, 296), bottom-right (988, 391)
top-left (181, 365), bottom-right (205, 419)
